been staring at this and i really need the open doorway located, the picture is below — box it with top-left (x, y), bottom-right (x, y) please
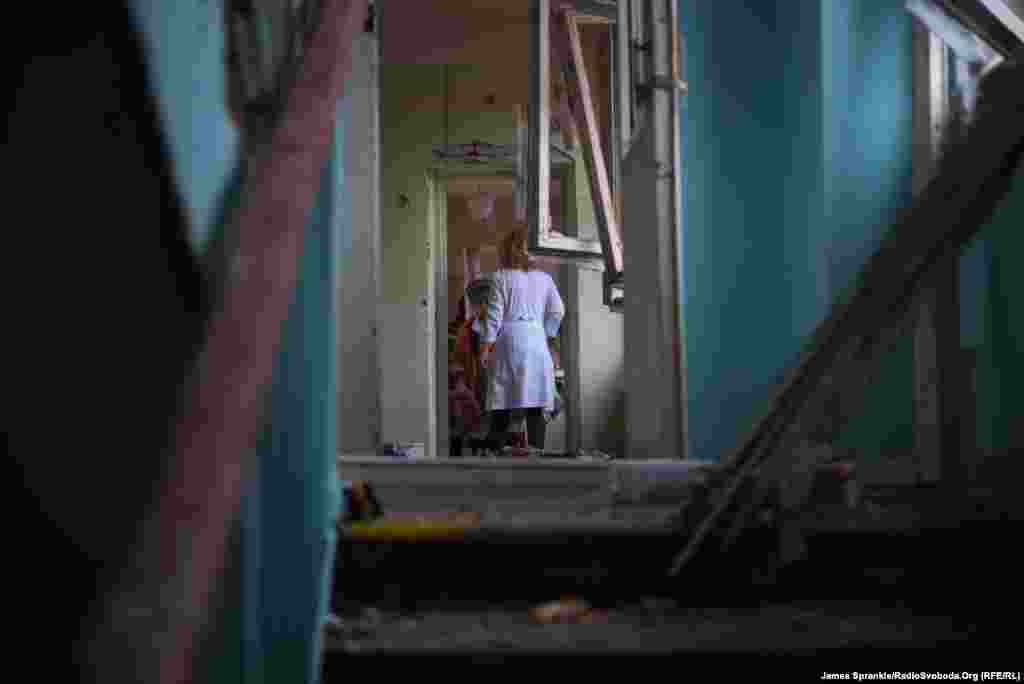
top-left (439, 173), bottom-right (570, 458)
top-left (358, 0), bottom-right (629, 469)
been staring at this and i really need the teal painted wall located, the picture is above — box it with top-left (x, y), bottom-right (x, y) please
top-left (960, 236), bottom-right (992, 349)
top-left (127, 0), bottom-right (240, 249)
top-left (974, 162), bottom-right (1024, 457)
top-left (679, 1), bottom-right (915, 463)
top-left (822, 0), bottom-right (916, 464)
top-left (679, 1), bottom-right (794, 463)
top-left (821, 1), bottom-right (915, 301)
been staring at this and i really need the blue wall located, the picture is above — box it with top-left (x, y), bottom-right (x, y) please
top-left (679, 0), bottom-right (915, 462)
top-left (127, 0), bottom-right (240, 249)
top-left (823, 1), bottom-right (916, 462)
top-left (960, 236), bottom-right (992, 348)
top-left (679, 1), bottom-right (794, 462)
top-left (822, 0), bottom-right (915, 302)
top-left (974, 162), bottom-right (1024, 456)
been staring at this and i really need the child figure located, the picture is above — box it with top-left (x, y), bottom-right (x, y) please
top-left (449, 363), bottom-right (481, 457)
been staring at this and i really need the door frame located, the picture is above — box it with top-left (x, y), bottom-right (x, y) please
top-left (428, 170), bottom-right (446, 460)
top-left (428, 163), bottom-right (581, 458)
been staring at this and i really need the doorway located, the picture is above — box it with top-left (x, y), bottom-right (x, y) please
top-left (434, 171), bottom-right (571, 458)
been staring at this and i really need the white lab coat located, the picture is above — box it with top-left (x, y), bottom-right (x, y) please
top-left (482, 268), bottom-right (565, 411)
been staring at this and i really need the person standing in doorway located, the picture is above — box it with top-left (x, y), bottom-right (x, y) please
top-left (480, 229), bottom-right (564, 452)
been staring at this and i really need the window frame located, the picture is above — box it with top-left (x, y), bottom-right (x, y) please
top-left (526, 0), bottom-right (625, 282)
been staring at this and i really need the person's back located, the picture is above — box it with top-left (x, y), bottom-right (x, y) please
top-left (480, 230), bottom-right (564, 452)
top-left (492, 268), bottom-right (560, 327)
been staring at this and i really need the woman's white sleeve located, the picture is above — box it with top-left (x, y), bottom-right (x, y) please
top-left (483, 275), bottom-right (504, 344)
top-left (543, 278), bottom-right (565, 338)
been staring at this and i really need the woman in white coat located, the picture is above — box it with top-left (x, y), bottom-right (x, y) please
top-left (479, 229), bottom-right (565, 451)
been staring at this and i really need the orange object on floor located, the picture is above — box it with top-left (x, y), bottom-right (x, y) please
top-left (529, 597), bottom-right (605, 625)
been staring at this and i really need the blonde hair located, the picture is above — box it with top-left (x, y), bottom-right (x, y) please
top-left (498, 228), bottom-right (534, 272)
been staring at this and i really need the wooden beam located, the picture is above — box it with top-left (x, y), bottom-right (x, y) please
top-left (572, 12), bottom-right (616, 25)
top-left (616, 0), bottom-right (631, 157)
top-left (937, 0), bottom-right (1024, 56)
top-left (976, 0), bottom-right (1024, 43)
top-left (907, 0), bottom-right (999, 64)
top-left (531, 0), bottom-right (552, 241)
top-left (911, 24), bottom-right (955, 486)
top-left (551, 5), bottom-right (624, 275)
top-left (568, 0), bottom-right (618, 21)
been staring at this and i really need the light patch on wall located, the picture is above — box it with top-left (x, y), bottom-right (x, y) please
top-left (127, 0), bottom-right (240, 251)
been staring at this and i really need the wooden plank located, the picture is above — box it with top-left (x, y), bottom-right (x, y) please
top-left (616, 0), bottom-right (631, 160)
top-left (531, 0), bottom-right (552, 240)
top-left (573, 12), bottom-right (616, 25)
top-left (976, 0), bottom-right (1024, 43)
top-left (911, 24), bottom-right (953, 486)
top-left (937, 0), bottom-right (1024, 56)
top-left (567, 0), bottom-right (619, 21)
top-left (551, 5), bottom-right (624, 275)
top-left (907, 0), bottom-right (999, 64)
top-left (669, 57), bottom-right (1024, 576)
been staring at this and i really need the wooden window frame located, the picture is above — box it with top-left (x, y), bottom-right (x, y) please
top-left (527, 0), bottom-right (624, 282)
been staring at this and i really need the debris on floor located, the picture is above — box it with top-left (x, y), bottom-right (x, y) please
top-left (576, 450), bottom-right (615, 461)
top-left (528, 597), bottom-right (607, 625)
top-left (376, 442), bottom-right (424, 459)
top-left (500, 445), bottom-right (544, 458)
top-left (344, 511), bottom-right (482, 541)
top-left (341, 480), bottom-right (384, 523)
top-left (322, 599), bottom-right (975, 654)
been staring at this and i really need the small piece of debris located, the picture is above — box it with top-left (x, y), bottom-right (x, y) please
top-left (529, 597), bottom-right (605, 625)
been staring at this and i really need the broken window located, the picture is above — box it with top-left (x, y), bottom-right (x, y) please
top-left (527, 1), bottom-right (624, 301)
top-left (526, 0), bottom-right (684, 312)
